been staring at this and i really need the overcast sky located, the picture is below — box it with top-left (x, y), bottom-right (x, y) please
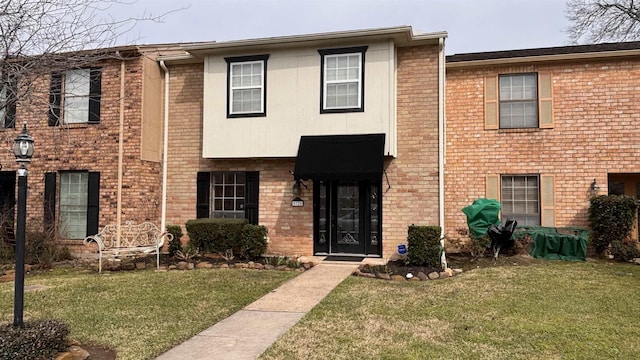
top-left (117, 0), bottom-right (570, 55)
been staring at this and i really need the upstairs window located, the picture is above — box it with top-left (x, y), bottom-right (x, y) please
top-left (319, 46), bottom-right (367, 113)
top-left (48, 68), bottom-right (102, 126)
top-left (499, 73), bottom-right (538, 128)
top-left (0, 81), bottom-right (16, 128)
top-left (225, 55), bottom-right (269, 118)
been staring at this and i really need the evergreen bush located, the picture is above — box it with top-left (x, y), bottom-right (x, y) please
top-left (239, 224), bottom-right (268, 260)
top-left (185, 218), bottom-right (248, 254)
top-left (166, 225), bottom-right (183, 256)
top-left (407, 225), bottom-right (442, 267)
top-left (0, 319), bottom-right (70, 360)
top-left (589, 195), bottom-right (638, 254)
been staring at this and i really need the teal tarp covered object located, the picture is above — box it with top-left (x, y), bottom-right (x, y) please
top-left (462, 198), bottom-right (501, 240)
top-left (514, 226), bottom-right (589, 261)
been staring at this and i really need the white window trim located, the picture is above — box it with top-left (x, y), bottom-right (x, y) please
top-left (226, 56), bottom-right (268, 117)
top-left (323, 52), bottom-right (362, 110)
top-left (63, 69), bottom-right (91, 124)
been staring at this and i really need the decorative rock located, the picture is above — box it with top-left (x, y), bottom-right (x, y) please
top-left (453, 268), bottom-right (463, 274)
top-left (177, 261), bottom-right (188, 270)
top-left (302, 262), bottom-right (313, 270)
top-left (0, 274), bottom-right (15, 282)
top-left (254, 263), bottom-right (264, 270)
top-left (238, 263), bottom-right (249, 269)
top-left (135, 262), bottom-right (146, 270)
top-left (276, 265), bottom-right (287, 270)
top-left (219, 263), bottom-right (229, 269)
top-left (391, 275), bottom-right (406, 281)
top-left (55, 352), bottom-right (73, 360)
top-left (122, 262), bottom-right (135, 271)
top-left (361, 272), bottom-right (376, 278)
top-left (439, 268), bottom-right (453, 278)
top-left (228, 264), bottom-right (235, 268)
top-left (417, 272), bottom-right (428, 281)
top-left (297, 267), bottom-right (306, 272)
top-left (24, 264), bottom-right (32, 272)
top-left (248, 261), bottom-right (255, 268)
top-left (196, 262), bottom-right (213, 269)
top-left (633, 258), bottom-right (640, 265)
top-left (186, 263), bottom-right (195, 270)
top-left (427, 271), bottom-right (440, 280)
top-left (409, 277), bottom-right (421, 282)
top-left (297, 256), bottom-right (310, 264)
top-left (405, 273), bottom-right (414, 279)
top-left (168, 265), bottom-right (177, 270)
top-left (69, 345), bottom-right (90, 360)
top-left (264, 264), bottom-right (275, 270)
top-left (376, 273), bottom-right (391, 280)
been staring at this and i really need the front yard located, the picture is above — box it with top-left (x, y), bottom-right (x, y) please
top-left (0, 267), bottom-right (297, 359)
top-left (261, 260), bottom-right (640, 360)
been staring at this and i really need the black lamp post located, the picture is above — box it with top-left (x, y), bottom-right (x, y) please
top-left (13, 122), bottom-right (34, 328)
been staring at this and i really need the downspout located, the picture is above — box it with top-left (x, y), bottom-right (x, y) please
top-left (117, 55), bottom-right (125, 246)
top-left (438, 37), bottom-right (448, 269)
top-left (159, 60), bottom-right (169, 232)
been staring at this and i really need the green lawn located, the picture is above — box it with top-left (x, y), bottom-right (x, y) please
top-left (261, 261), bottom-right (640, 360)
top-left (0, 267), bottom-right (298, 360)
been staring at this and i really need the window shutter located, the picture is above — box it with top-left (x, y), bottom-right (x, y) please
top-left (540, 175), bottom-right (555, 227)
top-left (196, 172), bottom-right (211, 218)
top-left (245, 172), bottom-right (259, 225)
top-left (4, 79), bottom-right (16, 128)
top-left (484, 75), bottom-right (499, 130)
top-left (88, 68), bottom-right (102, 123)
top-left (44, 172), bottom-right (56, 228)
top-left (486, 175), bottom-right (500, 201)
top-left (48, 73), bottom-right (62, 126)
top-left (86, 172), bottom-right (100, 236)
top-left (539, 73), bottom-right (553, 128)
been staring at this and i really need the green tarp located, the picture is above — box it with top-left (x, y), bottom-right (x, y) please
top-left (514, 226), bottom-right (589, 261)
top-left (461, 198), bottom-right (501, 240)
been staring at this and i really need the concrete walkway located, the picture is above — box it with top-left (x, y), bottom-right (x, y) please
top-left (155, 262), bottom-right (360, 360)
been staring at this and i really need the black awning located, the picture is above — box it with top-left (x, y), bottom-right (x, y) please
top-left (293, 133), bottom-right (385, 181)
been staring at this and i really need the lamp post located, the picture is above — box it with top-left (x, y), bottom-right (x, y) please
top-left (13, 122), bottom-right (34, 328)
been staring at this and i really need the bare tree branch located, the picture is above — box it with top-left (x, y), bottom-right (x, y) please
top-left (567, 0), bottom-right (640, 43)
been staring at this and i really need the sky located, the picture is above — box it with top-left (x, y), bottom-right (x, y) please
top-left (115, 0), bottom-right (571, 55)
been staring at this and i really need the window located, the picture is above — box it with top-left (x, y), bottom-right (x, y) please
top-left (196, 171), bottom-right (259, 224)
top-left (225, 55), bottom-right (269, 118)
top-left (45, 171), bottom-right (100, 239)
top-left (48, 68), bottom-right (102, 126)
top-left (0, 80), bottom-right (16, 128)
top-left (501, 175), bottom-right (539, 225)
top-left (60, 172), bottom-right (89, 239)
top-left (500, 74), bottom-right (538, 129)
top-left (319, 46), bottom-right (367, 113)
top-left (499, 73), bottom-right (538, 128)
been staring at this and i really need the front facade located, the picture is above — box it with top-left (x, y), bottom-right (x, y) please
top-left (162, 27), bottom-right (446, 258)
top-left (445, 43), bottom-right (640, 243)
top-left (0, 46), bottom-right (169, 253)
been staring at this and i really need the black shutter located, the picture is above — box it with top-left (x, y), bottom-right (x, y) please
top-left (3, 78), bottom-right (16, 128)
top-left (86, 172), bottom-right (100, 236)
top-left (245, 172), bottom-right (259, 225)
top-left (196, 172), bottom-right (211, 218)
top-left (48, 73), bottom-right (62, 126)
top-left (44, 172), bottom-right (56, 228)
top-left (88, 68), bottom-right (101, 123)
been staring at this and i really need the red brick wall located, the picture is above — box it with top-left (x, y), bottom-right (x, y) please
top-left (0, 56), bottom-right (161, 253)
top-left (445, 58), bottom-right (640, 244)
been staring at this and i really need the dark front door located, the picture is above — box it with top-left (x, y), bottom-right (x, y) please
top-left (314, 180), bottom-right (381, 256)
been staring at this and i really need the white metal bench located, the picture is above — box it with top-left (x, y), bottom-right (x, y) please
top-left (83, 221), bottom-right (173, 273)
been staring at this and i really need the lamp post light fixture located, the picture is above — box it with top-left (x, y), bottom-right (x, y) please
top-left (13, 122), bottom-right (34, 328)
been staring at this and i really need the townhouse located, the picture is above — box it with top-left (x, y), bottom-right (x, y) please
top-left (445, 42), bottom-right (640, 241)
top-left (160, 27), bottom-right (447, 259)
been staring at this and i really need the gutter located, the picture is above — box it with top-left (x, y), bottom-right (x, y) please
top-left (438, 37), bottom-right (448, 269)
top-left (159, 60), bottom-right (169, 232)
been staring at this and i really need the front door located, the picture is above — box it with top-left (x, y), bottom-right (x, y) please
top-left (314, 180), bottom-right (381, 256)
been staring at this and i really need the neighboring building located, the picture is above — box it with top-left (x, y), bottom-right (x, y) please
top-left (0, 45), bottom-right (173, 253)
top-left (445, 42), bottom-right (640, 243)
top-left (160, 27), bottom-right (447, 258)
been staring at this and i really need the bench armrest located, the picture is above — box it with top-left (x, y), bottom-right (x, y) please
top-left (83, 234), bottom-right (105, 250)
top-left (157, 231), bottom-right (174, 249)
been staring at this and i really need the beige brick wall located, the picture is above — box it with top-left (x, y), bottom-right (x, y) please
top-left (445, 58), bottom-right (640, 243)
top-left (0, 56), bottom-right (161, 252)
top-left (166, 44), bottom-right (442, 259)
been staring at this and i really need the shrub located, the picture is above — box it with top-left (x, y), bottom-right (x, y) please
top-left (589, 195), bottom-right (638, 254)
top-left (0, 319), bottom-right (70, 360)
top-left (609, 240), bottom-right (640, 262)
top-left (407, 225), bottom-right (442, 267)
top-left (185, 218), bottom-right (248, 254)
top-left (166, 225), bottom-right (183, 256)
top-left (25, 225), bottom-right (72, 266)
top-left (239, 224), bottom-right (268, 260)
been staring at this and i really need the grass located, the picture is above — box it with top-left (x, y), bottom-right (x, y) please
top-left (261, 260), bottom-right (640, 360)
top-left (0, 267), bottom-right (298, 360)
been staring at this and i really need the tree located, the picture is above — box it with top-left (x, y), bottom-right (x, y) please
top-left (567, 0), bottom-right (640, 43)
top-left (0, 0), bottom-right (174, 126)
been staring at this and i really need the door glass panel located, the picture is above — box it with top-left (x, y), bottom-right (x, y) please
top-left (318, 182), bottom-right (327, 245)
top-left (609, 181), bottom-right (624, 195)
top-left (337, 182), bottom-right (359, 245)
top-left (370, 183), bottom-right (379, 247)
